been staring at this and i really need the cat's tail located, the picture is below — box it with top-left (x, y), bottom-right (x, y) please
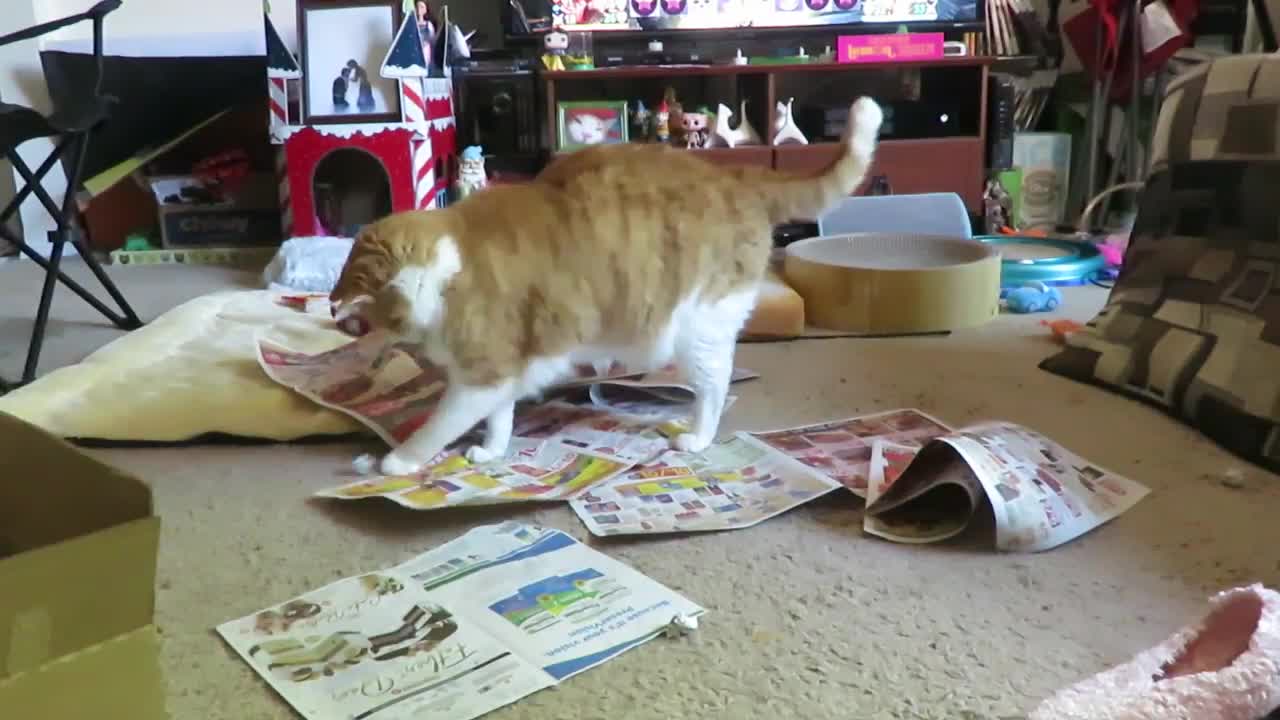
top-left (756, 97), bottom-right (885, 224)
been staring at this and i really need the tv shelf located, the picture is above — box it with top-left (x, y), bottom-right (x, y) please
top-left (540, 57), bottom-right (992, 213)
top-left (541, 55), bottom-right (992, 79)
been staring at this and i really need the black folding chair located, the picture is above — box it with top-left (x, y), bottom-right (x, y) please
top-left (0, 0), bottom-right (142, 393)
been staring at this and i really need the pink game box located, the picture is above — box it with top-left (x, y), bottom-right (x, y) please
top-left (837, 33), bottom-right (945, 63)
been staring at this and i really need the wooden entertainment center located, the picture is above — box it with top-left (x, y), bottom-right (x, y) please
top-left (539, 56), bottom-right (992, 213)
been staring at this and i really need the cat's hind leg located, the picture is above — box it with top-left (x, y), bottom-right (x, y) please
top-left (671, 289), bottom-right (757, 453)
top-left (380, 381), bottom-right (514, 475)
top-left (464, 400), bottom-right (514, 463)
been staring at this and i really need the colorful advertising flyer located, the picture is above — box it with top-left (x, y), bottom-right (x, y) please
top-left (217, 523), bottom-right (705, 720)
top-left (569, 435), bottom-right (842, 535)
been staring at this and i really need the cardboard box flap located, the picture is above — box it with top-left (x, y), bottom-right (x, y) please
top-left (0, 516), bottom-right (159, 679)
top-left (0, 411), bottom-right (152, 555)
top-left (0, 626), bottom-right (167, 720)
top-left (0, 412), bottom-right (160, 682)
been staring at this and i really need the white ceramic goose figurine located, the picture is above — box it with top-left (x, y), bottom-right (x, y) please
top-left (773, 97), bottom-right (808, 146)
top-left (712, 100), bottom-right (762, 148)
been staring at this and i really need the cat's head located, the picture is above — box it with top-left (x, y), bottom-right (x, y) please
top-left (330, 212), bottom-right (462, 337)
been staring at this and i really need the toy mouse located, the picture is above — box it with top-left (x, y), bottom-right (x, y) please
top-left (1097, 243), bottom-right (1124, 267)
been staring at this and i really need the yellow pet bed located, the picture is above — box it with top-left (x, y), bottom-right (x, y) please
top-left (0, 291), bottom-right (363, 442)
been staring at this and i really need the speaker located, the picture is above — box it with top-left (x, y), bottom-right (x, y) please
top-left (988, 75), bottom-right (1017, 171)
top-left (456, 69), bottom-right (539, 158)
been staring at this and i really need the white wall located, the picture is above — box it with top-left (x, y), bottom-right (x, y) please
top-left (1, 0), bottom-right (63, 254)
top-left (267, 1), bottom-right (502, 56)
top-left (37, 0), bottom-right (265, 56)
top-left (269, 0), bottom-right (300, 55)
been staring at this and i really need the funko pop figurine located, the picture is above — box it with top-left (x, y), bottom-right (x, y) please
top-left (681, 109), bottom-right (711, 149)
top-left (542, 28), bottom-right (569, 71)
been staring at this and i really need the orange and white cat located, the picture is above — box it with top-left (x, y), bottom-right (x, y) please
top-left (331, 97), bottom-right (883, 476)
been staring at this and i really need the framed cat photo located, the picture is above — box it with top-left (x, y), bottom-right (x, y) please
top-left (556, 101), bottom-right (629, 153)
top-left (298, 0), bottom-right (403, 125)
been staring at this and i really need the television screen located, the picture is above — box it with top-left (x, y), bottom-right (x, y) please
top-left (543, 0), bottom-right (979, 31)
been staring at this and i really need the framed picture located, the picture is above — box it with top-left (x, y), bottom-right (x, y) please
top-left (556, 101), bottom-right (629, 152)
top-left (299, 0), bottom-right (403, 125)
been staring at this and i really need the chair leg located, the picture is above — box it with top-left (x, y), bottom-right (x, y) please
top-left (52, 132), bottom-right (141, 331)
top-left (5, 133), bottom-right (146, 385)
top-left (8, 142), bottom-right (144, 331)
top-left (8, 234), bottom-right (133, 324)
top-left (22, 227), bottom-right (68, 384)
top-left (69, 231), bottom-right (142, 330)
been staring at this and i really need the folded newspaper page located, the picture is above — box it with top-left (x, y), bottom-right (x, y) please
top-left (583, 366), bottom-right (758, 406)
top-left (569, 435), bottom-right (842, 536)
top-left (216, 522), bottom-right (704, 720)
top-left (259, 334), bottom-right (446, 445)
top-left (864, 422), bottom-right (1150, 551)
top-left (751, 409), bottom-right (955, 496)
top-left (259, 333), bottom-right (756, 446)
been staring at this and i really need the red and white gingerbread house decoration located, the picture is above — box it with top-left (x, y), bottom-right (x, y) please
top-left (264, 10), bottom-right (456, 238)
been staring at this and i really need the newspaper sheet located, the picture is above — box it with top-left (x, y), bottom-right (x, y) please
top-left (569, 435), bottom-right (843, 535)
top-left (314, 400), bottom-right (699, 509)
top-left (259, 333), bottom-right (755, 447)
top-left (319, 438), bottom-right (635, 509)
top-left (751, 409), bottom-right (955, 496)
top-left (216, 523), bottom-right (704, 720)
top-left (510, 401), bottom-right (685, 465)
top-left (864, 422), bottom-right (1151, 551)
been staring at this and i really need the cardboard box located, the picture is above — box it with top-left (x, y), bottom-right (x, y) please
top-left (79, 105), bottom-right (277, 252)
top-left (150, 173), bottom-right (282, 249)
top-left (0, 411), bottom-right (167, 719)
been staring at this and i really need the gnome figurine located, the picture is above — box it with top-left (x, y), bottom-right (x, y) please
top-left (454, 146), bottom-right (488, 200)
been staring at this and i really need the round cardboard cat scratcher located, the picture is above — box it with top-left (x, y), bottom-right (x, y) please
top-left (784, 233), bottom-right (1002, 334)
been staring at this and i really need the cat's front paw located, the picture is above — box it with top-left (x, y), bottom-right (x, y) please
top-left (380, 451), bottom-right (427, 477)
top-left (672, 432), bottom-right (712, 454)
top-left (464, 445), bottom-right (498, 464)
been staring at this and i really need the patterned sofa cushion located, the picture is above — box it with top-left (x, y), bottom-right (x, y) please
top-left (1040, 54), bottom-right (1280, 473)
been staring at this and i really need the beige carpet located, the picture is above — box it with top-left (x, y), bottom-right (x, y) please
top-left (4, 258), bottom-right (1280, 719)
